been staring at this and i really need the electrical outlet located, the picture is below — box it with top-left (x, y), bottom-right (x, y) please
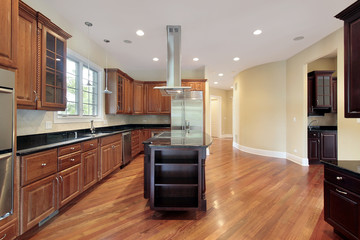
top-left (45, 121), bottom-right (52, 129)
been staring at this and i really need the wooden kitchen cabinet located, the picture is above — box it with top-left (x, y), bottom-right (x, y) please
top-left (105, 68), bottom-right (133, 114)
top-left (131, 129), bottom-right (141, 158)
top-left (81, 139), bottom-right (98, 191)
top-left (308, 71), bottom-right (334, 108)
top-left (100, 134), bottom-right (122, 179)
top-left (17, 1), bottom-right (37, 109)
top-left (324, 165), bottom-right (360, 240)
top-left (0, 0), bottom-right (18, 69)
top-left (58, 164), bottom-right (82, 207)
top-left (20, 173), bottom-right (58, 233)
top-left (0, 220), bottom-right (17, 240)
top-left (140, 129), bottom-right (151, 152)
top-left (308, 131), bottom-right (320, 164)
top-left (145, 82), bottom-right (170, 114)
top-left (133, 81), bottom-right (144, 114)
top-left (336, 1), bottom-right (360, 118)
top-left (321, 131), bottom-right (337, 164)
top-left (181, 79), bottom-right (206, 92)
top-left (332, 77), bottom-right (337, 113)
top-left (16, 2), bottom-right (71, 110)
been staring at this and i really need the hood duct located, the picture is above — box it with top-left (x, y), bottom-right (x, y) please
top-left (154, 25), bottom-right (190, 96)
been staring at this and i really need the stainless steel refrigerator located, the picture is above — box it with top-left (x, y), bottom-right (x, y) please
top-left (0, 68), bottom-right (15, 221)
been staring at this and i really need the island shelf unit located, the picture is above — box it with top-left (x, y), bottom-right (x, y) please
top-left (149, 147), bottom-right (206, 211)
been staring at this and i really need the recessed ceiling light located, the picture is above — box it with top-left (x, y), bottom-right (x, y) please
top-left (214, 82), bottom-right (218, 85)
top-left (293, 36), bottom-right (304, 41)
top-left (253, 29), bottom-right (262, 35)
top-left (218, 73), bottom-right (224, 77)
top-left (153, 57), bottom-right (159, 62)
top-left (136, 30), bottom-right (144, 36)
top-left (193, 57), bottom-right (199, 62)
top-left (123, 40), bottom-right (132, 44)
top-left (233, 57), bottom-right (240, 61)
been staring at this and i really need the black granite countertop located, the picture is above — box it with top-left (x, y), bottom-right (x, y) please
top-left (308, 126), bottom-right (337, 131)
top-left (322, 160), bottom-right (360, 178)
top-left (17, 124), bottom-right (170, 156)
top-left (143, 130), bottom-right (212, 148)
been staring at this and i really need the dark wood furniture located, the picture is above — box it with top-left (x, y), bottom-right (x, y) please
top-left (324, 162), bottom-right (360, 240)
top-left (308, 129), bottom-right (337, 165)
top-left (332, 77), bottom-right (337, 113)
top-left (335, 1), bottom-right (360, 118)
top-left (0, 0), bottom-right (18, 69)
top-left (307, 71), bottom-right (335, 115)
top-left (143, 133), bottom-right (211, 211)
top-left (17, 1), bottom-right (71, 110)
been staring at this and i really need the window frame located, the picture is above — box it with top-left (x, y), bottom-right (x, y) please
top-left (54, 49), bottom-right (104, 123)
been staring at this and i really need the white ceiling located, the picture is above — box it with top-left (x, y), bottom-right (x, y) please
top-left (28, 0), bottom-right (356, 89)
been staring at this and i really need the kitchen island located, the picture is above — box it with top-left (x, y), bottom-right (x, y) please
top-left (143, 131), bottom-right (212, 211)
top-left (322, 160), bottom-right (360, 239)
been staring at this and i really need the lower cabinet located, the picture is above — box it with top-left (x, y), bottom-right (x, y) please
top-left (324, 165), bottom-right (360, 240)
top-left (308, 130), bottom-right (337, 164)
top-left (21, 174), bottom-right (57, 233)
top-left (58, 164), bottom-right (82, 207)
top-left (0, 220), bottom-right (18, 240)
top-left (100, 134), bottom-right (122, 179)
top-left (81, 149), bottom-right (98, 191)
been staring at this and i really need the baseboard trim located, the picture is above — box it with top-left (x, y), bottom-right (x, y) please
top-left (286, 153), bottom-right (309, 166)
top-left (232, 142), bottom-right (309, 166)
top-left (221, 134), bottom-right (233, 139)
top-left (232, 142), bottom-right (286, 159)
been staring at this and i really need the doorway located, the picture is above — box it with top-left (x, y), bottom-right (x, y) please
top-left (210, 95), bottom-right (222, 138)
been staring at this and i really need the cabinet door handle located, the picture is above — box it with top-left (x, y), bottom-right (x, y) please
top-left (70, 147), bottom-right (75, 150)
top-left (112, 145), bottom-right (115, 149)
top-left (59, 175), bottom-right (64, 183)
top-left (70, 158), bottom-right (75, 162)
top-left (41, 163), bottom-right (47, 167)
top-left (55, 177), bottom-right (60, 185)
top-left (90, 144), bottom-right (94, 147)
top-left (1, 234), bottom-right (7, 240)
top-left (34, 90), bottom-right (38, 102)
top-left (336, 176), bottom-right (343, 180)
top-left (335, 189), bottom-right (348, 195)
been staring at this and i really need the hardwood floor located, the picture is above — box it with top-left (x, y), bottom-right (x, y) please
top-left (22, 138), bottom-right (340, 240)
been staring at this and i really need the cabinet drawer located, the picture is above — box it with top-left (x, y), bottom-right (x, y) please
top-left (58, 152), bottom-right (81, 171)
top-left (0, 221), bottom-right (17, 240)
top-left (325, 167), bottom-right (360, 195)
top-left (308, 131), bottom-right (320, 138)
top-left (58, 143), bottom-right (81, 156)
top-left (81, 139), bottom-right (98, 152)
top-left (21, 148), bottom-right (58, 186)
top-left (101, 134), bottom-right (122, 146)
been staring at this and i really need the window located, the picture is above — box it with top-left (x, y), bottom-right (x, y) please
top-left (55, 49), bottom-right (103, 122)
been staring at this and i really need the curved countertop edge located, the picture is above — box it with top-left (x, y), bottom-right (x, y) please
top-left (17, 126), bottom-right (170, 156)
top-left (321, 160), bottom-right (360, 178)
top-left (143, 134), bottom-right (213, 148)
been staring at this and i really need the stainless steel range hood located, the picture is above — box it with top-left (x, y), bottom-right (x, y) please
top-left (154, 25), bottom-right (190, 96)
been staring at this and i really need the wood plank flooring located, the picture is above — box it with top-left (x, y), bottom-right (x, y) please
top-left (22, 138), bottom-right (340, 240)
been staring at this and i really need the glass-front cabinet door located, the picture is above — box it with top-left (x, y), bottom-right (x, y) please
top-left (41, 29), bottom-right (67, 110)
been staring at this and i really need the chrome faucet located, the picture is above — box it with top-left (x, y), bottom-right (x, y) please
top-left (90, 120), bottom-right (95, 134)
top-left (308, 120), bottom-right (318, 130)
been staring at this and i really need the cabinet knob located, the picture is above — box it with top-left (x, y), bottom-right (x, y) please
top-left (336, 176), bottom-right (343, 180)
top-left (70, 147), bottom-right (75, 150)
top-left (70, 158), bottom-right (75, 162)
top-left (90, 143), bottom-right (94, 147)
top-left (112, 145), bottom-right (115, 149)
top-left (41, 163), bottom-right (47, 167)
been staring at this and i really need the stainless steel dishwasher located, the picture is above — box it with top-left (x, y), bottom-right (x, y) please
top-left (122, 131), bottom-right (132, 166)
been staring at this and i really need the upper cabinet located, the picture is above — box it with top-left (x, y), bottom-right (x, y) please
top-left (144, 82), bottom-right (170, 115)
top-left (17, 1), bottom-right (71, 110)
top-left (307, 71), bottom-right (335, 115)
top-left (133, 81), bottom-right (144, 114)
top-left (0, 0), bottom-right (18, 69)
top-left (335, 1), bottom-right (360, 118)
top-left (181, 79), bottom-right (206, 92)
top-left (105, 68), bottom-right (133, 114)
